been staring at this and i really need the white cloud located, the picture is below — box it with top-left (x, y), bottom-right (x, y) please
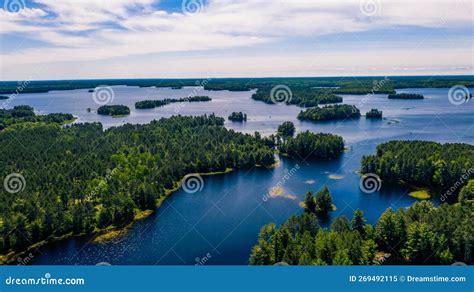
top-left (0, 0), bottom-right (472, 79)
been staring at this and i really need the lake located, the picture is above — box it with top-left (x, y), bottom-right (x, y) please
top-left (4, 86), bottom-right (473, 265)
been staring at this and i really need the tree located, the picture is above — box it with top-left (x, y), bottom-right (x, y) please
top-left (331, 216), bottom-right (350, 233)
top-left (351, 209), bottom-right (366, 235)
top-left (303, 191), bottom-right (316, 214)
top-left (315, 186), bottom-right (333, 217)
top-left (277, 121), bottom-right (295, 138)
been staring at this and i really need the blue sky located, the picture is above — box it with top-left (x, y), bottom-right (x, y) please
top-left (0, 0), bottom-right (472, 80)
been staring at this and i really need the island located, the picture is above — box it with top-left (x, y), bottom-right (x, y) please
top-left (228, 112), bottom-right (247, 122)
top-left (279, 131), bottom-right (344, 159)
top-left (97, 105), bottom-right (130, 116)
top-left (297, 104), bottom-right (360, 122)
top-left (135, 96), bottom-right (211, 109)
top-left (0, 95), bottom-right (9, 99)
top-left (251, 88), bottom-right (342, 107)
top-left (0, 105), bottom-right (74, 131)
top-left (365, 109), bottom-right (383, 119)
top-left (88, 89), bottom-right (94, 93)
top-left (388, 93), bottom-right (424, 99)
top-left (277, 121), bottom-right (295, 137)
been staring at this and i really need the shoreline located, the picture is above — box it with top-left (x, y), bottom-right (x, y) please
top-left (0, 167), bottom-right (238, 264)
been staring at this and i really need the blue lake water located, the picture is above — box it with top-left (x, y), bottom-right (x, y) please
top-left (4, 86), bottom-right (473, 265)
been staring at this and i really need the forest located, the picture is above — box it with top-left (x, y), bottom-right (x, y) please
top-left (361, 141), bottom-right (474, 201)
top-left (250, 182), bottom-right (473, 265)
top-left (387, 93), bottom-right (424, 99)
top-left (97, 105), bottom-right (131, 116)
top-left (1, 76), bottom-right (472, 95)
top-left (251, 87), bottom-right (343, 107)
top-left (135, 96), bottom-right (211, 109)
top-left (365, 109), bottom-right (383, 119)
top-left (0, 113), bottom-right (275, 257)
top-left (298, 104), bottom-right (360, 122)
top-left (228, 112), bottom-right (247, 122)
top-left (0, 106), bottom-right (73, 130)
top-left (279, 131), bottom-right (344, 159)
top-left (277, 121), bottom-right (295, 138)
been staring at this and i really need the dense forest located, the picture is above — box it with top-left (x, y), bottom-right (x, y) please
top-left (0, 114), bottom-right (275, 257)
top-left (97, 105), bottom-right (130, 116)
top-left (298, 104), bottom-right (360, 122)
top-left (365, 109), bottom-right (383, 119)
top-left (279, 131), bottom-right (344, 159)
top-left (250, 182), bottom-right (473, 265)
top-left (228, 112), bottom-right (247, 122)
top-left (1, 76), bottom-right (472, 95)
top-left (251, 87), bottom-right (342, 107)
top-left (361, 141), bottom-right (474, 201)
top-left (135, 96), bottom-right (211, 109)
top-left (0, 106), bottom-right (73, 130)
top-left (388, 93), bottom-right (424, 99)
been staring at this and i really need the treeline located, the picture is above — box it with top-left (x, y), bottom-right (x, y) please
top-left (388, 93), bottom-right (424, 99)
top-left (251, 87), bottom-right (342, 107)
top-left (0, 105), bottom-right (73, 130)
top-left (298, 104), bottom-right (360, 122)
top-left (250, 184), bottom-right (473, 265)
top-left (0, 114), bottom-right (275, 255)
top-left (135, 96), bottom-right (211, 109)
top-left (361, 141), bottom-right (474, 200)
top-left (1, 76), bottom-right (473, 95)
top-left (97, 105), bottom-right (130, 116)
top-left (279, 131), bottom-right (344, 159)
top-left (228, 112), bottom-right (247, 122)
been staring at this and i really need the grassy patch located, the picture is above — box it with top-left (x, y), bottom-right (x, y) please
top-left (408, 190), bottom-right (431, 199)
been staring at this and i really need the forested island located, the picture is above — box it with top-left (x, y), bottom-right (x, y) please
top-left (277, 121), bottom-right (295, 138)
top-left (388, 93), bottom-right (424, 99)
top-left (361, 140), bottom-right (473, 201)
top-left (279, 131), bottom-right (344, 159)
top-left (251, 88), bottom-right (343, 107)
top-left (0, 113), bottom-right (275, 260)
top-left (0, 105), bottom-right (74, 130)
top-left (135, 96), bottom-right (211, 109)
top-left (97, 105), bottom-right (131, 116)
top-left (365, 109), bottom-right (383, 119)
top-left (250, 188), bottom-right (473, 265)
top-left (0, 95), bottom-right (9, 99)
top-left (228, 112), bottom-right (247, 122)
top-left (298, 104), bottom-right (360, 122)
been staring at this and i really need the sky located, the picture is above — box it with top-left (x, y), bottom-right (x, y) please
top-left (0, 0), bottom-right (473, 80)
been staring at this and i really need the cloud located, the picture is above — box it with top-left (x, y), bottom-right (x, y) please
top-left (0, 0), bottom-right (472, 79)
